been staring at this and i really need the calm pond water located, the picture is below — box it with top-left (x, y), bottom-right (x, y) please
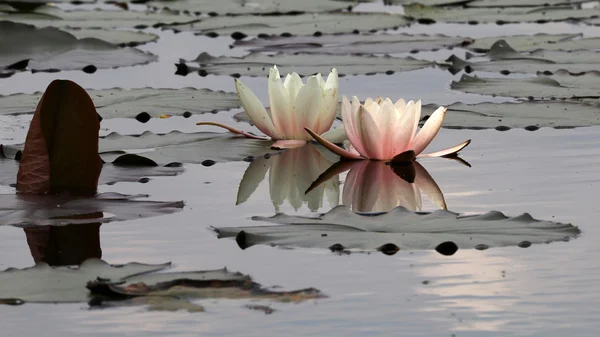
top-left (1, 1), bottom-right (600, 336)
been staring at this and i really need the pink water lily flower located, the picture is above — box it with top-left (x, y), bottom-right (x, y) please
top-left (197, 66), bottom-right (339, 149)
top-left (306, 96), bottom-right (471, 162)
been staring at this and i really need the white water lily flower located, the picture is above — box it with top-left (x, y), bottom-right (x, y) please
top-left (306, 96), bottom-right (471, 162)
top-left (197, 66), bottom-right (339, 149)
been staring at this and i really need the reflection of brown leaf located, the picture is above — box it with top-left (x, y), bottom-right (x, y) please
top-left (17, 80), bottom-right (102, 196)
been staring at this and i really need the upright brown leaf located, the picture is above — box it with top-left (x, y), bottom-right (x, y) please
top-left (17, 80), bottom-right (102, 195)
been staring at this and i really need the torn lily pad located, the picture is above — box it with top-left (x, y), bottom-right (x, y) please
top-left (234, 33), bottom-right (472, 55)
top-left (177, 52), bottom-right (437, 77)
top-left (0, 21), bottom-right (156, 76)
top-left (0, 258), bottom-right (325, 309)
top-left (167, 12), bottom-right (409, 37)
top-left (404, 3), bottom-right (600, 24)
top-left (0, 88), bottom-right (239, 120)
top-left (147, 0), bottom-right (360, 15)
top-left (448, 40), bottom-right (600, 75)
top-left (214, 206), bottom-right (580, 255)
top-left (0, 192), bottom-right (184, 227)
top-left (450, 71), bottom-right (600, 99)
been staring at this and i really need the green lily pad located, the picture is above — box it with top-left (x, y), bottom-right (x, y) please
top-left (178, 52), bottom-right (437, 77)
top-left (404, 3), bottom-right (600, 24)
top-left (448, 40), bottom-right (600, 75)
top-left (214, 206), bottom-right (580, 255)
top-left (385, 0), bottom-right (468, 5)
top-left (0, 21), bottom-right (156, 76)
top-left (0, 87), bottom-right (239, 120)
top-left (0, 192), bottom-right (184, 227)
top-left (467, 0), bottom-right (587, 7)
top-left (0, 5), bottom-right (198, 30)
top-left (466, 33), bottom-right (596, 52)
top-left (146, 0), bottom-right (361, 14)
top-left (450, 71), bottom-right (600, 99)
top-left (62, 28), bottom-right (159, 46)
top-left (167, 12), bottom-right (409, 37)
top-left (0, 258), bottom-right (324, 310)
top-left (234, 33), bottom-right (472, 55)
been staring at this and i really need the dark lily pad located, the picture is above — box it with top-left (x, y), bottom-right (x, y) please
top-left (146, 0), bottom-right (362, 14)
top-left (1, 5), bottom-right (198, 30)
top-left (178, 52), bottom-right (437, 77)
top-left (0, 192), bottom-right (184, 227)
top-left (0, 21), bottom-right (156, 76)
top-left (0, 88), bottom-right (239, 120)
top-left (448, 40), bottom-right (600, 75)
top-left (214, 206), bottom-right (580, 255)
top-left (450, 71), bottom-right (600, 99)
top-left (467, 0), bottom-right (588, 7)
top-left (167, 12), bottom-right (409, 36)
top-left (466, 33), bottom-right (599, 52)
top-left (234, 33), bottom-right (472, 55)
top-left (0, 258), bottom-right (325, 310)
top-left (404, 3), bottom-right (600, 24)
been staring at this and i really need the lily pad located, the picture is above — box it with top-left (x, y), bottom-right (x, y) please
top-left (385, 0), bottom-right (469, 5)
top-left (0, 258), bottom-right (325, 309)
top-left (448, 40), bottom-right (600, 75)
top-left (0, 192), bottom-right (183, 227)
top-left (0, 87), bottom-right (240, 120)
top-left (0, 6), bottom-right (198, 30)
top-left (0, 21), bottom-right (157, 76)
top-left (450, 71), bottom-right (600, 99)
top-left (178, 52), bottom-right (437, 77)
top-left (167, 12), bottom-right (409, 37)
top-left (467, 0), bottom-right (588, 7)
top-left (234, 33), bottom-right (472, 55)
top-left (404, 3), bottom-right (600, 24)
top-left (214, 206), bottom-right (580, 255)
top-left (62, 28), bottom-right (159, 46)
top-left (465, 33), bottom-right (598, 52)
top-left (146, 0), bottom-right (360, 15)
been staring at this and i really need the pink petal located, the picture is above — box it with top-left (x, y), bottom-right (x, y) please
top-left (268, 66), bottom-right (295, 138)
top-left (305, 128), bottom-right (363, 160)
top-left (271, 139), bottom-right (307, 150)
top-left (390, 100), bottom-right (419, 158)
top-left (376, 98), bottom-right (396, 159)
top-left (196, 121), bottom-right (271, 140)
top-left (410, 106), bottom-right (446, 155)
top-left (358, 106), bottom-right (384, 160)
top-left (235, 79), bottom-right (280, 139)
top-left (294, 76), bottom-right (323, 139)
top-left (341, 96), bottom-right (368, 157)
top-left (417, 139), bottom-right (471, 158)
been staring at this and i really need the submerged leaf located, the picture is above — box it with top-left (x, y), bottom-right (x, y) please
top-left (0, 87), bottom-right (239, 120)
top-left (214, 206), bottom-right (580, 255)
top-left (17, 80), bottom-right (102, 195)
top-left (178, 52), bottom-right (436, 77)
top-left (0, 21), bottom-right (157, 76)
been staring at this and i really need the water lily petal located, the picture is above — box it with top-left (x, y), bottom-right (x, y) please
top-left (377, 98), bottom-right (396, 159)
top-left (410, 106), bottom-right (446, 155)
top-left (316, 86), bottom-right (339, 135)
top-left (390, 100), bottom-right (419, 157)
top-left (235, 79), bottom-right (279, 139)
top-left (418, 139), bottom-right (471, 158)
top-left (358, 106), bottom-right (384, 160)
top-left (305, 127), bottom-right (363, 160)
top-left (324, 68), bottom-right (338, 90)
top-left (320, 126), bottom-right (347, 144)
top-left (271, 139), bottom-right (307, 150)
top-left (341, 96), bottom-right (367, 157)
top-left (196, 121), bottom-right (271, 140)
top-left (315, 73), bottom-right (326, 89)
top-left (294, 76), bottom-right (323, 139)
top-left (269, 66), bottom-right (295, 138)
top-left (284, 72), bottom-right (304, 104)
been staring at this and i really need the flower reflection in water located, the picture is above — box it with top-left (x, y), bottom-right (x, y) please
top-left (308, 159), bottom-right (456, 213)
top-left (237, 144), bottom-right (340, 212)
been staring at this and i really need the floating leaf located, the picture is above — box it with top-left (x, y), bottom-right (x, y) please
top-left (62, 28), bottom-right (159, 46)
top-left (0, 21), bottom-right (157, 76)
top-left (0, 88), bottom-right (239, 120)
top-left (0, 258), bottom-right (325, 309)
top-left (214, 206), bottom-right (580, 255)
top-left (1, 6), bottom-right (198, 30)
top-left (386, 0), bottom-right (469, 5)
top-left (467, 0), bottom-right (588, 7)
top-left (234, 33), bottom-right (472, 55)
top-left (404, 3), bottom-right (600, 24)
top-left (177, 52), bottom-right (437, 77)
top-left (167, 12), bottom-right (409, 37)
top-left (450, 71), bottom-right (600, 99)
top-left (465, 33), bottom-right (598, 52)
top-left (146, 0), bottom-right (360, 14)
top-left (17, 80), bottom-right (102, 195)
top-left (0, 192), bottom-right (184, 227)
top-left (448, 40), bottom-right (600, 75)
